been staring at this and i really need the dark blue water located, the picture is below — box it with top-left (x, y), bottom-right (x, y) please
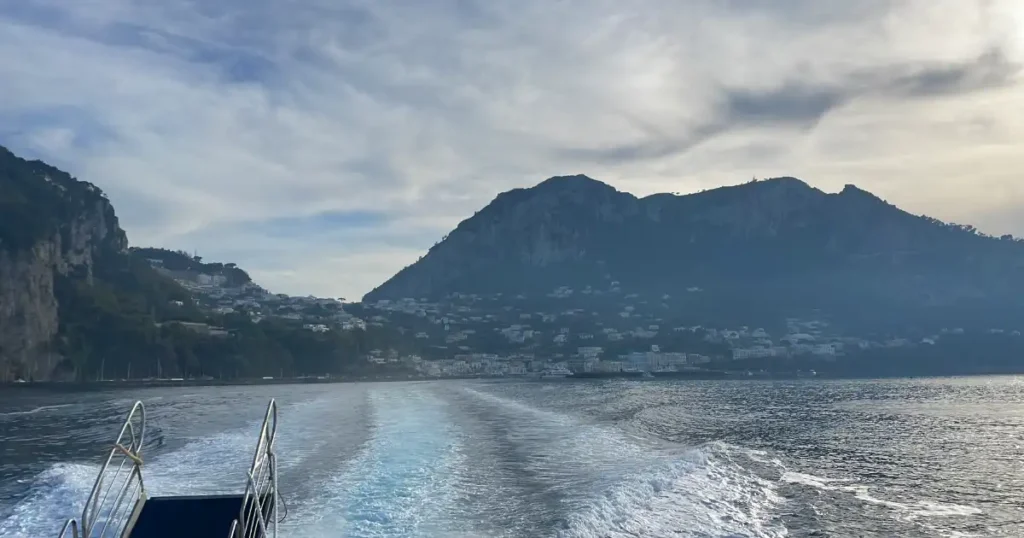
top-left (2, 377), bottom-right (1022, 537)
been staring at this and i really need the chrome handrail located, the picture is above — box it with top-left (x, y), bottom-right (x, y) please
top-left (230, 399), bottom-right (279, 538)
top-left (57, 519), bottom-right (79, 538)
top-left (79, 401), bottom-right (146, 537)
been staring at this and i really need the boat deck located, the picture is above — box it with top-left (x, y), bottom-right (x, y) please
top-left (55, 399), bottom-right (280, 538)
top-left (127, 494), bottom-right (274, 538)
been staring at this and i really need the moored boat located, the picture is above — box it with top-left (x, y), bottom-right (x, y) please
top-left (536, 366), bottom-right (574, 378)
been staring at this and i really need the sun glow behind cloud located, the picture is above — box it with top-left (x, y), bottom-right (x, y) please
top-left (1, 0), bottom-right (1022, 299)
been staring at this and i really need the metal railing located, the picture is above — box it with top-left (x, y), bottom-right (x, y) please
top-left (230, 399), bottom-right (279, 538)
top-left (56, 398), bottom-right (281, 538)
top-left (57, 519), bottom-right (79, 538)
top-left (79, 401), bottom-right (147, 538)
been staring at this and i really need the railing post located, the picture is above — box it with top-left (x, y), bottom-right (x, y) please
top-left (272, 449), bottom-right (278, 538)
top-left (76, 401), bottom-right (146, 537)
top-left (57, 519), bottom-right (79, 538)
top-left (234, 399), bottom-right (279, 538)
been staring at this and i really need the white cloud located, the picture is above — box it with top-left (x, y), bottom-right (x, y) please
top-left (1, 0), bottom-right (1023, 299)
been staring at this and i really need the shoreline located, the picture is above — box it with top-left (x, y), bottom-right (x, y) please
top-left (3, 369), bottom-right (1023, 391)
top-left (0, 374), bottom-right (488, 391)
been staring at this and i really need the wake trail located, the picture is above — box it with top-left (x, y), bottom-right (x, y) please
top-left (458, 387), bottom-right (788, 538)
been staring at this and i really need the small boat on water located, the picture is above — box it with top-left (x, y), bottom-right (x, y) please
top-left (537, 366), bottom-right (574, 379)
top-left (56, 399), bottom-right (281, 538)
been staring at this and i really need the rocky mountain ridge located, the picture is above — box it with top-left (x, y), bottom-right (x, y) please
top-left (365, 175), bottom-right (1024, 329)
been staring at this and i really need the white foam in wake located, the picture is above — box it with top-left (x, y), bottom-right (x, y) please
top-left (782, 470), bottom-right (982, 521)
top-left (0, 463), bottom-right (98, 537)
top-left (551, 441), bottom-right (786, 538)
top-left (0, 404), bottom-right (75, 418)
top-left (461, 388), bottom-right (787, 538)
top-left (283, 386), bottom-right (470, 538)
top-left (0, 394), bottom-right (353, 537)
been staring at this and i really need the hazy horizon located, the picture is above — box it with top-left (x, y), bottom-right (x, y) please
top-left (2, 0), bottom-right (1023, 299)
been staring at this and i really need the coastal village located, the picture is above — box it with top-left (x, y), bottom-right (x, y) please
top-left (144, 254), bottom-right (1012, 379)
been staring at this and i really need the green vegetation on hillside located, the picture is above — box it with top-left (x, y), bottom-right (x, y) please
top-left (130, 247), bottom-right (252, 286)
top-left (0, 145), bottom-right (125, 253)
top-left (50, 253), bottom-right (407, 381)
top-left (1, 145), bottom-right (408, 381)
top-left (51, 247), bottom-right (419, 380)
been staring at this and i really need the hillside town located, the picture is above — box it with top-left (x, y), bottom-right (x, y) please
top-left (143, 252), bottom-right (1022, 379)
top-left (145, 254), bottom-right (366, 333)
top-left (355, 292), bottom-right (988, 378)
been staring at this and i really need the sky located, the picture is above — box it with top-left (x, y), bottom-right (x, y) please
top-left (1, 0), bottom-right (1023, 300)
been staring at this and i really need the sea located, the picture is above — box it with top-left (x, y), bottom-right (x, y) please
top-left (2, 376), bottom-right (1023, 537)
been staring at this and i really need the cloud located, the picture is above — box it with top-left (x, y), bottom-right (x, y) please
top-left (1, 0), bottom-right (1023, 300)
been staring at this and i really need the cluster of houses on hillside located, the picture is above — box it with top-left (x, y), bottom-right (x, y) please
top-left (365, 346), bottom-right (716, 377)
top-left (361, 287), bottom-right (1024, 376)
top-left (364, 293), bottom-right (859, 357)
top-left (145, 262), bottom-right (1021, 372)
top-left (145, 258), bottom-right (366, 332)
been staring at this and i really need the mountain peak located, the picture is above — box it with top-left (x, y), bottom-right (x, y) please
top-left (477, 174), bottom-right (629, 218)
top-left (741, 176), bottom-right (819, 197)
top-left (760, 176), bottom-right (811, 187)
top-left (840, 183), bottom-right (875, 197)
top-left (540, 173), bottom-right (599, 183)
top-left (838, 183), bottom-right (891, 208)
top-left (533, 174), bottom-right (617, 193)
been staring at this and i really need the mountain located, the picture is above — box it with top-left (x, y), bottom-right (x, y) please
top-left (1, 146), bottom-right (130, 380)
top-left (0, 146), bottom-right (396, 382)
top-left (364, 175), bottom-right (1024, 330)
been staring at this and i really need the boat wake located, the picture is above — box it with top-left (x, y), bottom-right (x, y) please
top-left (3, 384), bottom-right (787, 538)
top-left (457, 387), bottom-right (787, 538)
top-left (0, 393), bottom-right (365, 537)
top-left (284, 387), bottom-right (467, 537)
top-left (0, 463), bottom-right (96, 537)
top-left (781, 470), bottom-right (982, 535)
top-left (0, 404), bottom-right (74, 418)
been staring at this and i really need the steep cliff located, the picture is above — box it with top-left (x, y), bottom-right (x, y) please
top-left (0, 146), bottom-right (127, 380)
top-left (1, 147), bottom-right (405, 382)
top-left (364, 175), bottom-right (1024, 328)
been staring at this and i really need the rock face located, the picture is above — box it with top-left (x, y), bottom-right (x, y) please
top-left (0, 147), bottom-right (127, 380)
top-left (364, 175), bottom-right (1024, 323)
top-left (371, 175), bottom-right (641, 300)
top-left (0, 243), bottom-right (62, 380)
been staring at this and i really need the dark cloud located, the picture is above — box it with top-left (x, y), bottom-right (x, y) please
top-left (552, 82), bottom-right (845, 165)
top-left (553, 123), bottom-right (726, 164)
top-left (878, 48), bottom-right (1021, 98)
top-left (554, 46), bottom-right (1020, 166)
top-left (727, 48), bottom-right (1022, 123)
top-left (722, 83), bottom-right (846, 126)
